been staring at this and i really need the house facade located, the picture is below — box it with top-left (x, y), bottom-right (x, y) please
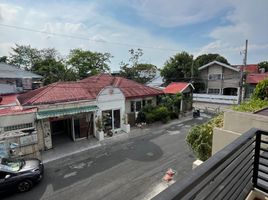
top-left (163, 82), bottom-right (194, 112)
top-left (0, 62), bottom-right (43, 94)
top-left (0, 74), bottom-right (163, 158)
top-left (194, 61), bottom-right (241, 104)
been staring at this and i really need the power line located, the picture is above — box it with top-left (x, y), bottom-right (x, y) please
top-left (0, 23), bottom-right (180, 52)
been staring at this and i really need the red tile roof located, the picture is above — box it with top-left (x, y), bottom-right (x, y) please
top-left (163, 82), bottom-right (193, 94)
top-left (246, 73), bottom-right (268, 84)
top-left (0, 94), bottom-right (18, 106)
top-left (18, 74), bottom-right (163, 106)
top-left (234, 64), bottom-right (259, 73)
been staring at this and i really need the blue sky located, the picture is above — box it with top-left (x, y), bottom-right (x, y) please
top-left (0, 0), bottom-right (267, 70)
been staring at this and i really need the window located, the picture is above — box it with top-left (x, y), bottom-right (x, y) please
top-left (16, 79), bottom-right (22, 87)
top-left (4, 123), bottom-right (33, 132)
top-left (208, 74), bottom-right (222, 80)
top-left (131, 101), bottom-right (135, 112)
top-left (130, 101), bottom-right (143, 112)
top-left (208, 88), bottom-right (220, 94)
top-left (136, 101), bottom-right (142, 112)
top-left (147, 99), bottom-right (152, 105)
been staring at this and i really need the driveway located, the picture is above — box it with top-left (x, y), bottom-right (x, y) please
top-left (3, 114), bottom-right (212, 200)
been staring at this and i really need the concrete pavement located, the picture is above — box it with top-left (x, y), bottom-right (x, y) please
top-left (3, 113), bottom-right (212, 200)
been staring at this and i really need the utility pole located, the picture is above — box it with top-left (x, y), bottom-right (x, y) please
top-left (238, 39), bottom-right (248, 104)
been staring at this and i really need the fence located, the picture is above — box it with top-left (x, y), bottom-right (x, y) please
top-left (193, 93), bottom-right (239, 104)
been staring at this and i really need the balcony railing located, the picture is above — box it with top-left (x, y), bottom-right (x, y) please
top-left (152, 128), bottom-right (268, 200)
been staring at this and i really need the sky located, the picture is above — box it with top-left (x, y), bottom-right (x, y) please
top-left (0, 0), bottom-right (267, 71)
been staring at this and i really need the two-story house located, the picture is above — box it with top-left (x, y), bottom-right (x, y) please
top-left (194, 61), bottom-right (241, 104)
top-left (0, 62), bottom-right (43, 95)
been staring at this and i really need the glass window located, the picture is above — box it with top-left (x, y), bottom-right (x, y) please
top-left (147, 99), bottom-right (152, 104)
top-left (208, 88), bottom-right (220, 94)
top-left (142, 100), bottom-right (146, 106)
top-left (136, 101), bottom-right (142, 112)
top-left (131, 101), bottom-right (135, 112)
top-left (208, 74), bottom-right (222, 80)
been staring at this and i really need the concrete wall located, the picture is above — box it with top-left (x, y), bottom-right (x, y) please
top-left (0, 112), bottom-right (36, 130)
top-left (212, 127), bottom-right (241, 155)
top-left (212, 110), bottom-right (268, 154)
top-left (223, 111), bottom-right (268, 133)
top-left (36, 119), bottom-right (51, 150)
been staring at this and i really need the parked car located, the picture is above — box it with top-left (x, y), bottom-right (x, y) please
top-left (0, 158), bottom-right (44, 192)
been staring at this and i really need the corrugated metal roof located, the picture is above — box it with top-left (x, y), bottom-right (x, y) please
top-left (163, 82), bottom-right (193, 94)
top-left (18, 74), bottom-right (163, 106)
top-left (37, 105), bottom-right (98, 119)
top-left (0, 63), bottom-right (43, 79)
top-left (246, 73), bottom-right (268, 84)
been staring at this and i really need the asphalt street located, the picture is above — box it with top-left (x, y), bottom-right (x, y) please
top-left (2, 114), bottom-right (212, 200)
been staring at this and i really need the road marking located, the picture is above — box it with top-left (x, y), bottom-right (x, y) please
top-left (70, 162), bottom-right (86, 169)
top-left (64, 171), bottom-right (77, 178)
top-left (167, 130), bottom-right (181, 135)
top-left (41, 184), bottom-right (54, 200)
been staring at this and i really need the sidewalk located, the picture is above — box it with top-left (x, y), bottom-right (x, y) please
top-left (42, 112), bottom-right (194, 164)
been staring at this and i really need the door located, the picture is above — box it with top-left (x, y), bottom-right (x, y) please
top-left (113, 109), bottom-right (121, 129)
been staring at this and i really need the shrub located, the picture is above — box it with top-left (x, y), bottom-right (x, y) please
top-left (152, 106), bottom-right (170, 123)
top-left (169, 111), bottom-right (178, 119)
top-left (145, 112), bottom-right (155, 124)
top-left (232, 98), bottom-right (268, 112)
top-left (142, 104), bottom-right (155, 113)
top-left (252, 78), bottom-right (268, 100)
top-left (136, 111), bottom-right (146, 123)
top-left (186, 113), bottom-right (223, 161)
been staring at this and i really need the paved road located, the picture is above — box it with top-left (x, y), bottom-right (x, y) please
top-left (3, 114), bottom-right (211, 200)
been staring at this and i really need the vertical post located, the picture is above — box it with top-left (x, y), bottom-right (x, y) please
top-left (238, 39), bottom-right (248, 104)
top-left (253, 131), bottom-right (261, 187)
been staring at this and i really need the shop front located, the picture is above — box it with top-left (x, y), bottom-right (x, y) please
top-left (36, 105), bottom-right (98, 150)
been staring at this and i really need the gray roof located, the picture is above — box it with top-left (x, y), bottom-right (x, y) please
top-left (198, 61), bottom-right (240, 72)
top-left (0, 63), bottom-right (43, 79)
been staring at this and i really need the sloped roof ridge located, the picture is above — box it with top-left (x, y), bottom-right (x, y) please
top-left (23, 82), bottom-right (60, 105)
top-left (199, 60), bottom-right (239, 72)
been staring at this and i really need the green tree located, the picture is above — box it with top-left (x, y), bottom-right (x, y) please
top-left (194, 53), bottom-right (229, 69)
top-left (258, 61), bottom-right (268, 72)
top-left (161, 51), bottom-right (193, 84)
top-left (252, 78), bottom-right (268, 100)
top-left (119, 49), bottom-right (157, 84)
top-left (67, 49), bottom-right (112, 79)
top-left (0, 56), bottom-right (8, 63)
top-left (9, 44), bottom-right (41, 70)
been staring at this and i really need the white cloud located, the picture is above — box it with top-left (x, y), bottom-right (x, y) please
top-left (129, 0), bottom-right (230, 27)
top-left (0, 2), bottom-right (183, 70)
top-left (198, 0), bottom-right (268, 64)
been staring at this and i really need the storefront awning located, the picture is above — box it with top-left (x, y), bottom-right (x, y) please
top-left (37, 105), bottom-right (98, 119)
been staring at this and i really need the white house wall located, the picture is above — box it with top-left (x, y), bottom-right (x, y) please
top-left (97, 87), bottom-right (125, 129)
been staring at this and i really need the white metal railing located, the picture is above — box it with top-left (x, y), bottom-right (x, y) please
top-left (193, 93), bottom-right (239, 104)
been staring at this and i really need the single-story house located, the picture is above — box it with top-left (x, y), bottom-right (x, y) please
top-left (163, 82), bottom-right (194, 112)
top-left (0, 74), bottom-right (163, 158)
top-left (245, 73), bottom-right (268, 98)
